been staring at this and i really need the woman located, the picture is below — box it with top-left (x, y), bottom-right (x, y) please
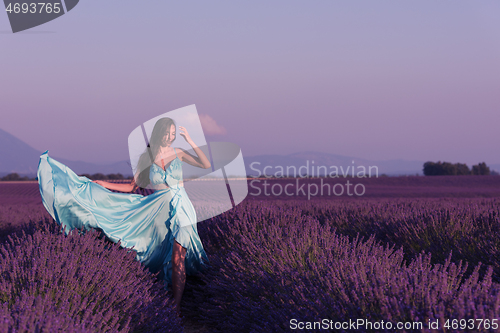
top-left (37, 117), bottom-right (211, 315)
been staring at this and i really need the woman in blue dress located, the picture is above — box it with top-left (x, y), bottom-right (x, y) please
top-left (37, 117), bottom-right (211, 316)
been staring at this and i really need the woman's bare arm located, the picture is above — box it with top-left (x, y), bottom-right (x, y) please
top-left (93, 176), bottom-right (138, 193)
top-left (178, 125), bottom-right (211, 169)
top-left (177, 146), bottom-right (211, 169)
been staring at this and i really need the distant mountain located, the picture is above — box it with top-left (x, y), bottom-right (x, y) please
top-left (4, 127), bottom-right (495, 178)
top-left (243, 151), bottom-right (424, 177)
top-left (491, 164), bottom-right (500, 173)
top-left (0, 128), bottom-right (133, 177)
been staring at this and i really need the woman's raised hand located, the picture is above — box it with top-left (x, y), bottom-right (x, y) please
top-left (179, 126), bottom-right (193, 144)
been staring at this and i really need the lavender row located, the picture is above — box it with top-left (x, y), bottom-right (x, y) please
top-left (0, 203), bottom-right (51, 243)
top-left (294, 197), bottom-right (500, 283)
top-left (186, 200), bottom-right (500, 332)
top-left (0, 219), bottom-right (182, 333)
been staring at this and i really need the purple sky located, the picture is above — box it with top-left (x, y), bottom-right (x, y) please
top-left (1, 1), bottom-right (499, 166)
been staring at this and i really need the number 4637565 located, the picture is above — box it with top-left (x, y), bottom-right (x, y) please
top-left (6, 3), bottom-right (62, 14)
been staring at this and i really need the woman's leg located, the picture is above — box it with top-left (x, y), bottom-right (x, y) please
top-left (172, 240), bottom-right (187, 314)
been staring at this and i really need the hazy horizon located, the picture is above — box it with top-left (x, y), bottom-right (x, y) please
top-left (2, 126), bottom-right (499, 174)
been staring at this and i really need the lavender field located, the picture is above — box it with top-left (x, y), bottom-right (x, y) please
top-left (1, 177), bottom-right (500, 332)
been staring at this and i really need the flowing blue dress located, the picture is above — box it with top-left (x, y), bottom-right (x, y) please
top-left (37, 149), bottom-right (208, 287)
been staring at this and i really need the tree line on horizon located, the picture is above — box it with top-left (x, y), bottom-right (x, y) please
top-left (0, 173), bottom-right (133, 181)
top-left (423, 161), bottom-right (497, 176)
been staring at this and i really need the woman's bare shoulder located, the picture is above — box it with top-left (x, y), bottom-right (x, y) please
top-left (174, 147), bottom-right (190, 155)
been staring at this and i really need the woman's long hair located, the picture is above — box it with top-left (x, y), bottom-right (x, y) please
top-left (135, 117), bottom-right (176, 188)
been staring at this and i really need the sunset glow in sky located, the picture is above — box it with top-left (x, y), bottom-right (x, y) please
top-left (1, 1), bottom-right (499, 165)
